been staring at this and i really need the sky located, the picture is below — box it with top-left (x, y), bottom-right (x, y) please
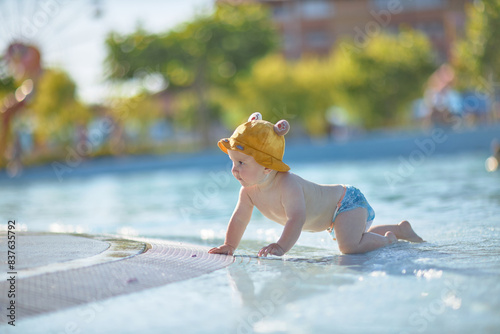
top-left (0, 0), bottom-right (214, 103)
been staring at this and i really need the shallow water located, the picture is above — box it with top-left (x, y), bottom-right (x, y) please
top-left (1, 151), bottom-right (500, 333)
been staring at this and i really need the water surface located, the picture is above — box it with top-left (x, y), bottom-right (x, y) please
top-left (1, 151), bottom-right (499, 333)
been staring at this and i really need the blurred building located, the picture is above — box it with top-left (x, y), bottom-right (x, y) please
top-left (218, 0), bottom-right (472, 61)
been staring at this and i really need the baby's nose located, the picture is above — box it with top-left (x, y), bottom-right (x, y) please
top-left (231, 165), bottom-right (240, 175)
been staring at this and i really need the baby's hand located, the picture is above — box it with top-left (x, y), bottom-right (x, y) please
top-left (208, 244), bottom-right (235, 255)
top-left (258, 243), bottom-right (285, 257)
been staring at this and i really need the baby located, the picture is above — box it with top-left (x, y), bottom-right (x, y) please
top-left (209, 113), bottom-right (423, 257)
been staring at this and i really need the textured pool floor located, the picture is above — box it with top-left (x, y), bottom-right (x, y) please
top-left (0, 233), bottom-right (234, 322)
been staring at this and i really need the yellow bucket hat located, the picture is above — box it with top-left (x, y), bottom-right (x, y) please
top-left (218, 113), bottom-right (290, 172)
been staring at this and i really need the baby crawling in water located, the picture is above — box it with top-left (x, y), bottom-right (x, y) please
top-left (209, 113), bottom-right (423, 257)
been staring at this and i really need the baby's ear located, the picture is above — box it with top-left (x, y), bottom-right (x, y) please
top-left (248, 112), bottom-right (262, 122)
top-left (274, 120), bottom-right (289, 136)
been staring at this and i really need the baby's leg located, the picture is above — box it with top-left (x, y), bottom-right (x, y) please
top-left (368, 221), bottom-right (424, 243)
top-left (334, 208), bottom-right (397, 254)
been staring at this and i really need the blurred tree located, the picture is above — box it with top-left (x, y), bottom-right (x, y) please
top-left (331, 29), bottom-right (436, 128)
top-left (0, 72), bottom-right (17, 168)
top-left (216, 54), bottom-right (335, 136)
top-left (1, 43), bottom-right (42, 166)
top-left (30, 69), bottom-right (91, 147)
top-left (106, 92), bottom-right (163, 153)
top-left (454, 0), bottom-right (500, 93)
top-left (104, 3), bottom-right (277, 147)
top-left (0, 69), bottom-right (16, 97)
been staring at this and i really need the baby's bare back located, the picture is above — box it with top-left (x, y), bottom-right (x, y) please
top-left (246, 172), bottom-right (345, 232)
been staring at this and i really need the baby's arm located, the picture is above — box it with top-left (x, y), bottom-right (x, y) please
top-left (209, 187), bottom-right (253, 255)
top-left (258, 177), bottom-right (306, 257)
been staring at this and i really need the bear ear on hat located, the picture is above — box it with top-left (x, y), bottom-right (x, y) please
top-left (248, 112), bottom-right (262, 122)
top-left (274, 120), bottom-right (289, 136)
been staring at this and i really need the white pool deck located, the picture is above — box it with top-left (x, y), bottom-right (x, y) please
top-left (0, 232), bottom-right (234, 323)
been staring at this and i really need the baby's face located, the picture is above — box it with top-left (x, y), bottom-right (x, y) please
top-left (227, 149), bottom-right (270, 187)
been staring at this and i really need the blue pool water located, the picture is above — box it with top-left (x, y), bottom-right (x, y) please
top-left (1, 150), bottom-right (500, 333)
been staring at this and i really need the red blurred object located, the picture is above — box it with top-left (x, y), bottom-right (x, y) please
top-left (1, 43), bottom-right (42, 164)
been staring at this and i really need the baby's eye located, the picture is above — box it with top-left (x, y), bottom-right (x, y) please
top-left (238, 161), bottom-right (244, 165)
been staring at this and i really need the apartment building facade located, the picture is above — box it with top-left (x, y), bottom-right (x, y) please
top-left (221, 0), bottom-right (472, 61)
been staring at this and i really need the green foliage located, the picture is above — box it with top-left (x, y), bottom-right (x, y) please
top-left (105, 26), bottom-right (164, 82)
top-left (454, 0), bottom-right (500, 90)
top-left (105, 4), bottom-right (277, 88)
top-left (331, 29), bottom-right (436, 128)
top-left (0, 76), bottom-right (16, 99)
top-left (104, 3), bottom-right (277, 146)
top-left (30, 69), bottom-right (90, 145)
top-left (219, 29), bottom-right (435, 133)
top-left (216, 54), bottom-right (335, 135)
top-left (107, 92), bottom-right (163, 138)
top-left (0, 55), bottom-right (16, 100)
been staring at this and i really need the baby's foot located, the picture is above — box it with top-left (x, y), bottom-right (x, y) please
top-left (385, 231), bottom-right (398, 244)
top-left (398, 221), bottom-right (424, 243)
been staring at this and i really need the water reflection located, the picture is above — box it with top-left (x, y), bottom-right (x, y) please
top-left (228, 255), bottom-right (357, 333)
